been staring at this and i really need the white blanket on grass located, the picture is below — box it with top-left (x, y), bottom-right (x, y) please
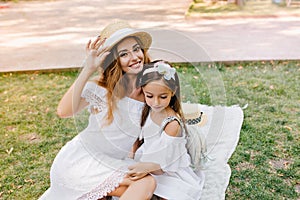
top-left (197, 104), bottom-right (244, 200)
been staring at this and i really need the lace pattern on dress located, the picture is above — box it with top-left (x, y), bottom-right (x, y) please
top-left (77, 169), bottom-right (126, 200)
top-left (82, 88), bottom-right (106, 114)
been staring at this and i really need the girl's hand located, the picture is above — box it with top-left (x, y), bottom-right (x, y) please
top-left (127, 162), bottom-right (162, 180)
top-left (84, 37), bottom-right (110, 74)
top-left (127, 163), bottom-right (151, 181)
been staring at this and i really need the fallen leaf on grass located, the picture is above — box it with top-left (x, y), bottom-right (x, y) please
top-left (253, 83), bottom-right (259, 88)
top-left (30, 96), bottom-right (37, 102)
top-left (24, 179), bottom-right (34, 184)
top-left (20, 95), bottom-right (27, 100)
top-left (241, 103), bottom-right (248, 110)
top-left (6, 147), bottom-right (13, 155)
top-left (278, 173), bottom-right (284, 177)
top-left (6, 126), bottom-right (16, 131)
top-left (19, 133), bottom-right (40, 143)
top-left (283, 125), bottom-right (292, 131)
top-left (45, 107), bottom-right (50, 113)
top-left (269, 159), bottom-right (291, 170)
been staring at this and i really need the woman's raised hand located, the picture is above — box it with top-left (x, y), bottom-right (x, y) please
top-left (84, 37), bottom-right (110, 74)
top-left (56, 37), bottom-right (111, 118)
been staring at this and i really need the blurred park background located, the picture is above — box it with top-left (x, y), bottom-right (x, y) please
top-left (1, 0), bottom-right (300, 72)
top-left (187, 0), bottom-right (300, 18)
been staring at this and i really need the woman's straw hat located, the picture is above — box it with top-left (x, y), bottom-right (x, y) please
top-left (100, 20), bottom-right (152, 51)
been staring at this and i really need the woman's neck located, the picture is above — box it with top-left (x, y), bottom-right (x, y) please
top-left (125, 74), bottom-right (137, 94)
top-left (128, 75), bottom-right (137, 91)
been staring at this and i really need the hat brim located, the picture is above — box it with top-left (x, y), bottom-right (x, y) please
top-left (182, 102), bottom-right (207, 126)
top-left (102, 28), bottom-right (152, 51)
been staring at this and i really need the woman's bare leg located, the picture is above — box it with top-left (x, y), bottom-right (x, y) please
top-left (120, 175), bottom-right (156, 200)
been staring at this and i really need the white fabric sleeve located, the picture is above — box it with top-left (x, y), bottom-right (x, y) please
top-left (81, 82), bottom-right (107, 113)
top-left (140, 132), bottom-right (191, 172)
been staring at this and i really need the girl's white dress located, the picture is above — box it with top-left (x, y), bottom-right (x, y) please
top-left (135, 116), bottom-right (205, 200)
top-left (39, 82), bottom-right (144, 200)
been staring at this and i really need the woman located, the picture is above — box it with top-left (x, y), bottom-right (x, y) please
top-left (40, 20), bottom-right (155, 200)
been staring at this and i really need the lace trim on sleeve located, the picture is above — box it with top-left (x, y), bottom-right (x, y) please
top-left (81, 83), bottom-right (106, 113)
top-left (77, 169), bottom-right (126, 200)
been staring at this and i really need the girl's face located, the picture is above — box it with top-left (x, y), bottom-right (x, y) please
top-left (117, 37), bottom-right (144, 75)
top-left (142, 80), bottom-right (173, 113)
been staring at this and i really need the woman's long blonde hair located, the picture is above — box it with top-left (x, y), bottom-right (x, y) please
top-left (98, 36), bottom-right (151, 125)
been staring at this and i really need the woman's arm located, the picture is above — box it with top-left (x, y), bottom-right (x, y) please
top-left (56, 69), bottom-right (93, 118)
top-left (57, 38), bottom-right (110, 118)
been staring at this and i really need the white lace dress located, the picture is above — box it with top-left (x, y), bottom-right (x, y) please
top-left (135, 116), bottom-right (205, 200)
top-left (39, 82), bottom-right (144, 200)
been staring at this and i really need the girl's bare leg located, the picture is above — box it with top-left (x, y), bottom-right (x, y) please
top-left (120, 175), bottom-right (156, 200)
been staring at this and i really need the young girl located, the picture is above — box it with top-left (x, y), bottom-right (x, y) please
top-left (128, 60), bottom-right (205, 200)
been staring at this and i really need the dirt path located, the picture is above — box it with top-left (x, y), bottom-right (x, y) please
top-left (1, 0), bottom-right (299, 72)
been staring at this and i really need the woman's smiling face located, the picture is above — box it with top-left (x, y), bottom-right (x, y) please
top-left (117, 37), bottom-right (145, 75)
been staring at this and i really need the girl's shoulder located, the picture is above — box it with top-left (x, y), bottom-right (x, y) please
top-left (162, 115), bottom-right (183, 137)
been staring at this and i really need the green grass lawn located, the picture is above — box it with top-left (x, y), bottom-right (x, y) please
top-left (1, 61), bottom-right (299, 199)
